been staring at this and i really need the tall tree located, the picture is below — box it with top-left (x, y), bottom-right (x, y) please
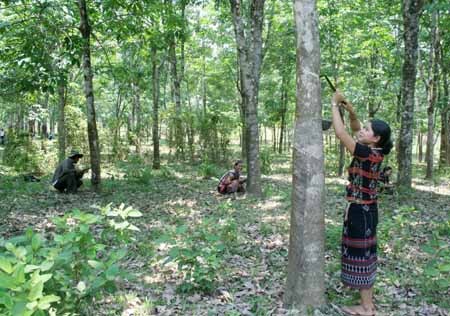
top-left (229, 0), bottom-right (265, 196)
top-left (397, 0), bottom-right (424, 188)
top-left (284, 0), bottom-right (325, 310)
top-left (152, 47), bottom-right (164, 169)
top-left (78, 0), bottom-right (101, 189)
top-left (57, 81), bottom-right (67, 162)
top-left (424, 5), bottom-right (439, 179)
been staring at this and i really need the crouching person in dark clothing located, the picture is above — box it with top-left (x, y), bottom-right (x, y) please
top-left (218, 160), bottom-right (246, 197)
top-left (52, 150), bottom-right (89, 193)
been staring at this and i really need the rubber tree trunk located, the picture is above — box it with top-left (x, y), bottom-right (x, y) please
top-left (78, 0), bottom-right (101, 189)
top-left (152, 47), bottom-right (162, 169)
top-left (439, 63), bottom-right (449, 167)
top-left (284, 0), bottom-right (325, 310)
top-left (425, 6), bottom-right (438, 180)
top-left (57, 81), bottom-right (66, 162)
top-left (229, 0), bottom-right (265, 196)
top-left (397, 0), bottom-right (423, 188)
top-left (279, 84), bottom-right (287, 154)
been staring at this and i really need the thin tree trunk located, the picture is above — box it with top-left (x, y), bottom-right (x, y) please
top-left (78, 0), bottom-right (101, 189)
top-left (41, 93), bottom-right (49, 139)
top-left (397, 0), bottom-right (423, 188)
top-left (229, 0), bottom-right (265, 196)
top-left (57, 81), bottom-right (66, 162)
top-left (285, 0), bottom-right (325, 309)
top-left (418, 132), bottom-right (423, 162)
top-left (425, 6), bottom-right (438, 179)
top-left (169, 40), bottom-right (184, 159)
top-left (132, 83), bottom-right (142, 154)
top-left (152, 47), bottom-right (162, 169)
top-left (440, 64), bottom-right (449, 167)
top-left (279, 87), bottom-right (287, 154)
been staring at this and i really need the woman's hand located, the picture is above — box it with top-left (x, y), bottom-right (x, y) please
top-left (332, 90), bottom-right (346, 106)
top-left (332, 90), bottom-right (354, 113)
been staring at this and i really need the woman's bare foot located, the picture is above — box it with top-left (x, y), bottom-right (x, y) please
top-left (341, 305), bottom-right (376, 316)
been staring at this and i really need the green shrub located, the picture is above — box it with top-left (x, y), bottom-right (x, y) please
top-left (420, 229), bottom-right (450, 294)
top-left (199, 161), bottom-right (219, 179)
top-left (2, 132), bottom-right (44, 173)
top-left (260, 148), bottom-right (273, 175)
top-left (165, 218), bottom-right (239, 294)
top-left (0, 204), bottom-right (142, 315)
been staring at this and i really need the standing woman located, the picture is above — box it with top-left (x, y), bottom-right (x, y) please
top-left (331, 91), bottom-right (393, 316)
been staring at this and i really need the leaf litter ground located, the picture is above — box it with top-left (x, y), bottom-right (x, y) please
top-left (0, 161), bottom-right (449, 316)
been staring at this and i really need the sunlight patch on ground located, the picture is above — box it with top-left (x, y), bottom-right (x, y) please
top-left (261, 214), bottom-right (289, 224)
top-left (263, 173), bottom-right (290, 184)
top-left (413, 182), bottom-right (450, 196)
top-left (258, 200), bottom-right (283, 211)
top-left (164, 198), bottom-right (197, 208)
top-left (326, 177), bottom-right (348, 186)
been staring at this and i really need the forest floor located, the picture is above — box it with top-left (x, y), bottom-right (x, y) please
top-left (0, 150), bottom-right (449, 316)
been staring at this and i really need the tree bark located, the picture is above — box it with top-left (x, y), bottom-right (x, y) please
top-left (132, 82), bottom-right (142, 154)
top-left (152, 47), bottom-right (162, 169)
top-left (418, 132), bottom-right (423, 162)
top-left (229, 0), bottom-right (265, 196)
top-left (284, 0), bottom-right (325, 310)
top-left (439, 31), bottom-right (449, 167)
top-left (425, 6), bottom-right (438, 179)
top-left (279, 84), bottom-right (287, 154)
top-left (397, 0), bottom-right (423, 188)
top-left (78, 0), bottom-right (101, 189)
top-left (57, 81), bottom-right (66, 162)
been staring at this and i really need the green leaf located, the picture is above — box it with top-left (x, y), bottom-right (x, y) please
top-left (0, 257), bottom-right (13, 274)
top-left (28, 281), bottom-right (44, 301)
top-left (128, 224), bottom-right (140, 231)
top-left (87, 260), bottom-right (104, 269)
top-left (12, 301), bottom-right (31, 316)
top-left (24, 265), bottom-right (40, 273)
top-left (127, 210), bottom-right (143, 218)
top-left (13, 264), bottom-right (25, 284)
top-left (424, 266), bottom-right (439, 277)
top-left (39, 261), bottom-right (54, 272)
top-left (79, 224), bottom-right (89, 234)
top-left (176, 225), bottom-right (188, 234)
top-left (105, 265), bottom-right (120, 280)
top-left (76, 281), bottom-right (86, 293)
top-left (113, 221), bottom-right (130, 229)
top-left (169, 247), bottom-right (180, 258)
top-left (26, 301), bottom-right (38, 310)
top-left (439, 264), bottom-right (450, 273)
top-left (0, 272), bottom-right (18, 289)
top-left (38, 274), bottom-right (52, 284)
top-left (111, 248), bottom-right (127, 261)
top-left (37, 294), bottom-right (60, 310)
top-left (31, 234), bottom-right (42, 251)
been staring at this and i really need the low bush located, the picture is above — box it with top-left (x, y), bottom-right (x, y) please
top-left (0, 204), bottom-right (142, 315)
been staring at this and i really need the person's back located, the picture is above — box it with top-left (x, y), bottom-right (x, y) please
top-left (52, 151), bottom-right (88, 193)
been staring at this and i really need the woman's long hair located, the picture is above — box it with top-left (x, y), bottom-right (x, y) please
top-left (371, 119), bottom-right (393, 155)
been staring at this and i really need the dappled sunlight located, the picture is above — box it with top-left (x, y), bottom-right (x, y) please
top-left (258, 199), bottom-right (283, 212)
top-left (413, 182), bottom-right (450, 196)
top-left (266, 173), bottom-right (291, 185)
top-left (261, 213), bottom-right (289, 224)
top-left (326, 177), bottom-right (348, 186)
top-left (164, 197), bottom-right (198, 209)
top-left (325, 217), bottom-right (342, 227)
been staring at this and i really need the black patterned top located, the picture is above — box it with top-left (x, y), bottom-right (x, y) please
top-left (346, 143), bottom-right (384, 204)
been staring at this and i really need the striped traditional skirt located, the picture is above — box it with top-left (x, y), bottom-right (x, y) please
top-left (341, 203), bottom-right (378, 289)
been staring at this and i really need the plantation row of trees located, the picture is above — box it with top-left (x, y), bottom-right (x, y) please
top-left (0, 0), bottom-right (449, 191)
